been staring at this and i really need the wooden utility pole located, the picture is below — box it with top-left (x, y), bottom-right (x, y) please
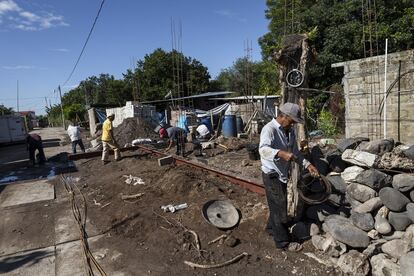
top-left (58, 86), bottom-right (65, 129)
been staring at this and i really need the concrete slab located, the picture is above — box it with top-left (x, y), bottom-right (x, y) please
top-left (56, 235), bottom-right (125, 276)
top-left (0, 246), bottom-right (55, 275)
top-left (0, 204), bottom-right (55, 256)
top-left (0, 179), bottom-right (54, 208)
top-left (54, 204), bottom-right (100, 244)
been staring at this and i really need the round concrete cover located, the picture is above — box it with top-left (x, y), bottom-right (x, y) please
top-left (202, 200), bottom-right (240, 229)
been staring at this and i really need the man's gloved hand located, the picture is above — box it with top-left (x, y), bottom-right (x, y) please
top-left (307, 164), bottom-right (320, 178)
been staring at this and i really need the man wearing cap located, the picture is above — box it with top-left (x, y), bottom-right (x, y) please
top-left (259, 102), bottom-right (319, 251)
top-left (159, 126), bottom-right (186, 156)
top-left (101, 113), bottom-right (121, 164)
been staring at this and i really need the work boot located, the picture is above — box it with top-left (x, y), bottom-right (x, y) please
top-left (102, 160), bottom-right (110, 165)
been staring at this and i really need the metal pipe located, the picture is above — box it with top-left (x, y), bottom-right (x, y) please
top-left (383, 38), bottom-right (388, 139)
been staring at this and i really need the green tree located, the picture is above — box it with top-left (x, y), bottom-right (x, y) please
top-left (63, 103), bottom-right (86, 123)
top-left (0, 104), bottom-right (14, 115)
top-left (214, 58), bottom-right (279, 96)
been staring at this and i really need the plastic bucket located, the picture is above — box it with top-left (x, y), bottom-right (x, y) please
top-left (236, 116), bottom-right (244, 133)
top-left (222, 115), bottom-right (237, 137)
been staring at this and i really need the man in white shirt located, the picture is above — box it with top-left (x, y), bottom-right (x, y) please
top-left (67, 123), bottom-right (85, 154)
top-left (196, 124), bottom-right (211, 140)
top-left (259, 102), bottom-right (319, 251)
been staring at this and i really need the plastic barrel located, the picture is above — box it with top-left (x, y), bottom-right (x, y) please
top-left (222, 115), bottom-right (237, 137)
top-left (236, 116), bottom-right (244, 133)
top-left (201, 117), bottom-right (213, 132)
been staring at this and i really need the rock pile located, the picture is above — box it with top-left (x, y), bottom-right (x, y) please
top-left (307, 138), bottom-right (414, 276)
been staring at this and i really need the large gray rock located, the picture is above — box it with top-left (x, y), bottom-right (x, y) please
top-left (337, 250), bottom-right (370, 276)
top-left (353, 197), bottom-right (383, 214)
top-left (347, 183), bottom-right (377, 203)
top-left (351, 212), bottom-right (375, 231)
top-left (375, 214), bottom-right (392, 235)
top-left (383, 231), bottom-right (405, 241)
top-left (358, 139), bottom-right (394, 156)
top-left (324, 215), bottom-right (370, 248)
top-left (342, 149), bottom-right (378, 167)
top-left (328, 193), bottom-right (347, 207)
top-left (311, 234), bottom-right (347, 257)
top-left (326, 174), bottom-right (347, 194)
top-left (400, 251), bottom-right (414, 276)
top-left (326, 150), bottom-right (348, 173)
top-left (370, 253), bottom-right (401, 276)
top-left (355, 169), bottom-right (392, 191)
top-left (379, 187), bottom-right (410, 212)
top-left (388, 211), bottom-right (412, 231)
top-left (346, 194), bottom-right (363, 208)
top-left (402, 225), bottom-right (414, 249)
top-left (341, 166), bottom-right (365, 184)
top-left (338, 137), bottom-right (369, 152)
top-left (407, 203), bottom-right (414, 222)
top-left (392, 174), bottom-right (414, 192)
top-left (381, 239), bottom-right (411, 259)
top-left (402, 145), bottom-right (414, 160)
top-left (306, 204), bottom-right (337, 222)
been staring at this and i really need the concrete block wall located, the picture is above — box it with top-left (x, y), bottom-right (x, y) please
top-left (106, 102), bottom-right (157, 127)
top-left (333, 49), bottom-right (414, 143)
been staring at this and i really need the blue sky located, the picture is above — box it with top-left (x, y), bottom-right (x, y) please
top-left (0, 0), bottom-right (268, 114)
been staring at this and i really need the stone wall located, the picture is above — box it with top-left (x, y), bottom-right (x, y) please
top-left (332, 49), bottom-right (414, 143)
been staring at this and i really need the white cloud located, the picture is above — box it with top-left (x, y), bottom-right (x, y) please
top-left (0, 0), bottom-right (68, 31)
top-left (2, 65), bottom-right (35, 70)
top-left (50, 48), bottom-right (69, 52)
top-left (214, 9), bottom-right (247, 23)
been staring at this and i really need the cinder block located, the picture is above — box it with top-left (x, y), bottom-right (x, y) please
top-left (158, 155), bottom-right (174, 166)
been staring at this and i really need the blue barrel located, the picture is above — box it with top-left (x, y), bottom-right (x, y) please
top-left (236, 116), bottom-right (244, 133)
top-left (222, 115), bottom-right (237, 137)
top-left (200, 117), bottom-right (213, 132)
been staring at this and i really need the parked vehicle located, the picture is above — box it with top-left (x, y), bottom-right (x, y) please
top-left (0, 115), bottom-right (28, 144)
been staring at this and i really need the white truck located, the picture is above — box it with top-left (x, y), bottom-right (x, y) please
top-left (0, 115), bottom-right (27, 144)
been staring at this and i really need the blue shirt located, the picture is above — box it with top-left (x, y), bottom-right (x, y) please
top-left (259, 118), bottom-right (310, 183)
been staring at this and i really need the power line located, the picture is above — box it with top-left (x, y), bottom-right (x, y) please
top-left (61, 0), bottom-right (106, 86)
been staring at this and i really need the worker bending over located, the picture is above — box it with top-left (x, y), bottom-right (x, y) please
top-left (159, 126), bottom-right (186, 156)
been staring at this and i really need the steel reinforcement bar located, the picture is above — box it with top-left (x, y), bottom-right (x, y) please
top-left (68, 145), bottom-right (265, 195)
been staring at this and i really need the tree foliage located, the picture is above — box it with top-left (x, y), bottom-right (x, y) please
top-left (260, 0), bottom-right (414, 89)
top-left (0, 104), bottom-right (14, 115)
top-left (213, 58), bottom-right (279, 96)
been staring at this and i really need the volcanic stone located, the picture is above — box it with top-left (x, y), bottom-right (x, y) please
top-left (374, 214), bottom-right (392, 235)
top-left (306, 204), bottom-right (337, 222)
top-left (324, 215), bottom-right (370, 248)
top-left (370, 253), bottom-right (401, 276)
top-left (311, 234), bottom-right (347, 257)
top-left (353, 197), bottom-right (383, 214)
top-left (379, 187), bottom-right (410, 212)
top-left (326, 174), bottom-right (347, 194)
top-left (407, 203), bottom-right (414, 222)
top-left (347, 183), bottom-right (377, 203)
top-left (341, 166), bottom-right (365, 184)
top-left (381, 239), bottom-right (410, 259)
top-left (400, 251), bottom-right (414, 276)
top-left (355, 169), bottom-right (392, 191)
top-left (351, 212), bottom-right (375, 231)
top-left (342, 149), bottom-right (378, 167)
top-left (388, 211), bottom-right (412, 231)
top-left (337, 137), bottom-right (368, 152)
top-left (328, 193), bottom-right (347, 207)
top-left (326, 150), bottom-right (348, 173)
top-left (346, 194), bottom-right (363, 208)
top-left (357, 138), bottom-right (394, 156)
top-left (392, 174), bottom-right (414, 192)
top-left (403, 145), bottom-right (414, 160)
top-left (337, 250), bottom-right (370, 276)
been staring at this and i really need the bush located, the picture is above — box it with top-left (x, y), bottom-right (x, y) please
top-left (318, 109), bottom-right (339, 138)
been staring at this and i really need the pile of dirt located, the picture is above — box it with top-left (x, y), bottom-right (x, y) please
top-left (64, 150), bottom-right (338, 275)
top-left (113, 118), bottom-right (160, 147)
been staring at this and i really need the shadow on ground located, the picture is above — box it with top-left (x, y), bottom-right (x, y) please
top-left (0, 250), bottom-right (54, 273)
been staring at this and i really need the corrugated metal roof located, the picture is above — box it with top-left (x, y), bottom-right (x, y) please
top-left (213, 95), bottom-right (280, 100)
top-left (140, 91), bottom-right (235, 104)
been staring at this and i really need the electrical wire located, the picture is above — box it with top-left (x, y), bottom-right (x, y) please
top-left (62, 0), bottom-right (106, 86)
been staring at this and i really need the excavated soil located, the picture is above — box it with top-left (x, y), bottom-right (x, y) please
top-left (113, 118), bottom-right (160, 147)
top-left (63, 149), bottom-right (340, 275)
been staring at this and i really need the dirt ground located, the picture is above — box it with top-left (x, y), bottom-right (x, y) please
top-left (58, 149), bottom-right (341, 275)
